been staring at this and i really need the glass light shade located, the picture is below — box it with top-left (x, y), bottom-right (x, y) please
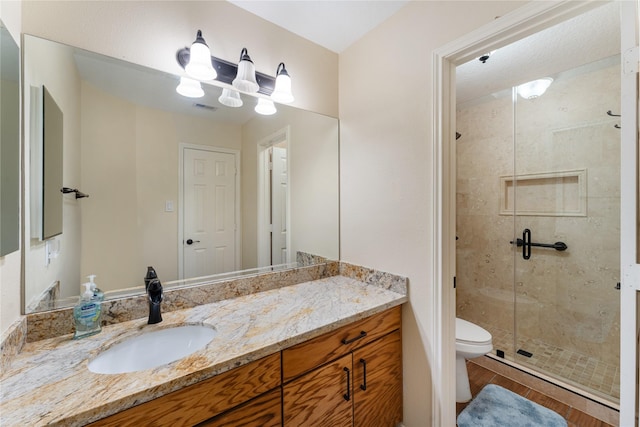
top-left (255, 98), bottom-right (277, 115)
top-left (176, 76), bottom-right (204, 98)
top-left (232, 48), bottom-right (260, 93)
top-left (271, 63), bottom-right (294, 104)
top-left (517, 77), bottom-right (553, 99)
top-left (185, 31), bottom-right (216, 81)
top-left (218, 88), bottom-right (243, 108)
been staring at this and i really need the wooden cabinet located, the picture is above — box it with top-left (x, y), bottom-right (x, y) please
top-left (282, 306), bottom-right (402, 427)
top-left (89, 353), bottom-right (281, 427)
top-left (89, 306), bottom-right (402, 427)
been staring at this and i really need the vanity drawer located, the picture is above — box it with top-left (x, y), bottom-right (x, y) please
top-left (89, 353), bottom-right (281, 427)
top-left (282, 306), bottom-right (401, 382)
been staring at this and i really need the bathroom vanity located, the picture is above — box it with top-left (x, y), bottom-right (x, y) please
top-left (89, 307), bottom-right (401, 427)
top-left (0, 269), bottom-right (406, 426)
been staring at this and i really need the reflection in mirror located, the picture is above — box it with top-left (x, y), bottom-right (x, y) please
top-left (42, 87), bottom-right (64, 240)
top-left (0, 22), bottom-right (20, 256)
top-left (23, 34), bottom-right (339, 313)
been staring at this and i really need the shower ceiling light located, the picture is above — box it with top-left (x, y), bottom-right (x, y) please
top-left (517, 78), bottom-right (553, 99)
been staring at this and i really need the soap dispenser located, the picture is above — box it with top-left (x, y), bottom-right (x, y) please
top-left (87, 274), bottom-right (104, 301)
top-left (73, 282), bottom-right (102, 339)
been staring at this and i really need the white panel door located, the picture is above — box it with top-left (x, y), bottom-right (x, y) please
top-left (271, 146), bottom-right (288, 264)
top-left (183, 148), bottom-right (237, 278)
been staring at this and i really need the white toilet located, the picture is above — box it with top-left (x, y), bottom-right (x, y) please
top-left (455, 318), bottom-right (493, 403)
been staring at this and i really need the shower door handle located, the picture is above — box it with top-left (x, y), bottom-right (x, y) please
top-left (510, 229), bottom-right (568, 259)
top-left (509, 229), bottom-right (532, 260)
top-left (522, 228), bottom-right (531, 260)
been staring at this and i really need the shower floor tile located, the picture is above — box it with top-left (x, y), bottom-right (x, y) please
top-left (489, 326), bottom-right (620, 401)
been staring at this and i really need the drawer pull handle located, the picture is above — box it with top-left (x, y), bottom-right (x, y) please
top-left (343, 367), bottom-right (351, 401)
top-left (360, 358), bottom-right (367, 391)
top-left (342, 330), bottom-right (367, 345)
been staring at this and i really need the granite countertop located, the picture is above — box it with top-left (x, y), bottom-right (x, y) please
top-left (0, 275), bottom-right (407, 426)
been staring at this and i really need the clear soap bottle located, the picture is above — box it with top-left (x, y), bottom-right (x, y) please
top-left (73, 282), bottom-right (102, 339)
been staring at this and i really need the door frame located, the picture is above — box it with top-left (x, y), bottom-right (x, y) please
top-left (178, 143), bottom-right (241, 280)
top-left (431, 1), bottom-right (634, 425)
top-left (257, 126), bottom-right (291, 268)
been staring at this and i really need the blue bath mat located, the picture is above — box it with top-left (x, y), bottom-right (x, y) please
top-left (457, 384), bottom-right (567, 427)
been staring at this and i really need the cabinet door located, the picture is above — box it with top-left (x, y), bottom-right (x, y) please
top-left (283, 353), bottom-right (353, 427)
top-left (353, 330), bottom-right (402, 427)
top-left (196, 389), bottom-right (281, 427)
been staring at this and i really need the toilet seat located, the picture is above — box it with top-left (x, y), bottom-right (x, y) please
top-left (456, 318), bottom-right (492, 346)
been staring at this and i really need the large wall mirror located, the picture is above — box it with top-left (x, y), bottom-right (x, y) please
top-left (0, 21), bottom-right (20, 257)
top-left (22, 34), bottom-right (339, 314)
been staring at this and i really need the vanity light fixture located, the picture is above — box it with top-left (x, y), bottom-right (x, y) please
top-left (255, 98), bottom-right (277, 115)
top-left (271, 62), bottom-right (294, 103)
top-left (177, 33), bottom-right (293, 104)
top-left (218, 88), bottom-right (243, 107)
top-left (232, 48), bottom-right (260, 93)
top-left (184, 30), bottom-right (217, 81)
top-left (176, 76), bottom-right (204, 98)
top-left (517, 77), bottom-right (553, 99)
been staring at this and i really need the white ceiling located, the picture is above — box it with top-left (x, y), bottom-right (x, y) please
top-left (456, 1), bottom-right (620, 105)
top-left (227, 1), bottom-right (620, 104)
top-left (227, 0), bottom-right (410, 53)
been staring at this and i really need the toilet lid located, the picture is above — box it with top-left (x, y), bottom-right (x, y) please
top-left (456, 318), bottom-right (492, 344)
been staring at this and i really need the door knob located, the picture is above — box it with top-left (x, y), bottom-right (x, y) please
top-left (185, 239), bottom-right (200, 245)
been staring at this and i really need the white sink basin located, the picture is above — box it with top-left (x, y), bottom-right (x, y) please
top-left (88, 325), bottom-right (217, 374)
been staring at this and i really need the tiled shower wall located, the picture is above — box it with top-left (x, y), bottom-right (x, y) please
top-left (456, 58), bottom-right (621, 375)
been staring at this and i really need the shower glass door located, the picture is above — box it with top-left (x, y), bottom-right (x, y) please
top-left (455, 2), bottom-right (622, 405)
top-left (512, 57), bottom-right (621, 402)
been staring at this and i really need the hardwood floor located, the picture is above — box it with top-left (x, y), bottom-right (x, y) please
top-left (456, 359), bottom-right (616, 427)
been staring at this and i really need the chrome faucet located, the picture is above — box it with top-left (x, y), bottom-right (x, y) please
top-left (147, 279), bottom-right (163, 324)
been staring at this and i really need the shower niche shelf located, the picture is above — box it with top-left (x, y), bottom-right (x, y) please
top-left (499, 169), bottom-right (587, 217)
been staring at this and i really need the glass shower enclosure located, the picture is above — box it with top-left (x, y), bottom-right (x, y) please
top-left (455, 3), bottom-right (621, 404)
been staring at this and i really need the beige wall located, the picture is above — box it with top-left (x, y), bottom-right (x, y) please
top-left (0, 0), bottom-right (22, 336)
top-left (338, 1), bottom-right (525, 424)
